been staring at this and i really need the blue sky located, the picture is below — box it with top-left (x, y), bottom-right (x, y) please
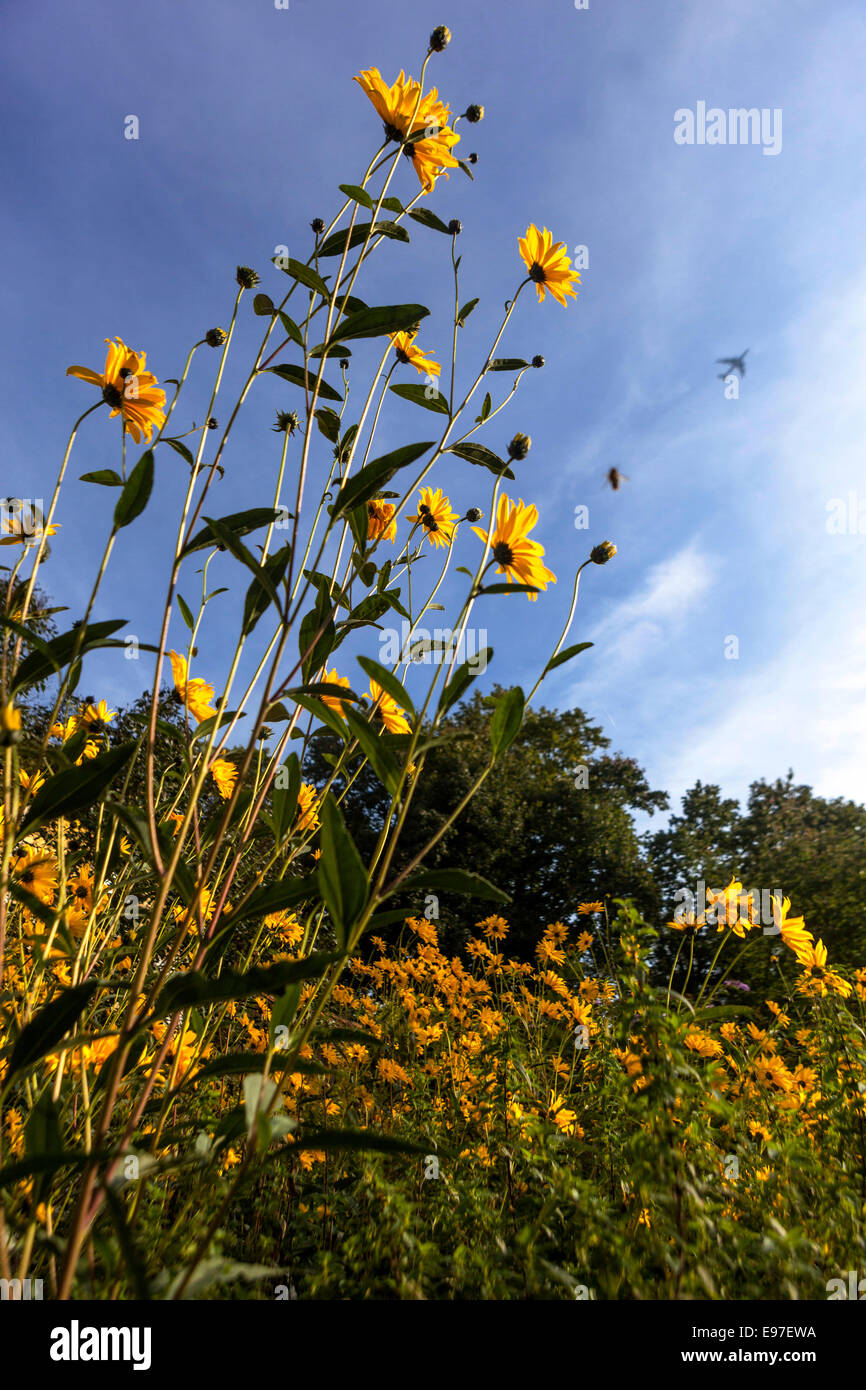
top-left (3, 0), bottom-right (865, 826)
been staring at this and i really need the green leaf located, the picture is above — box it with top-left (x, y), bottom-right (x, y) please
top-left (266, 363), bottom-right (342, 402)
top-left (79, 469), bottom-right (123, 486)
top-left (490, 686), bottom-right (525, 756)
top-left (298, 584), bottom-right (335, 683)
top-left (380, 196), bottom-right (404, 214)
top-left (394, 868), bottom-right (510, 905)
top-left (284, 1127), bottom-right (427, 1156)
top-left (202, 517), bottom-right (280, 607)
top-left (317, 794), bottom-right (369, 949)
top-left (253, 292), bottom-right (275, 316)
top-left (332, 441), bottom-right (434, 517)
top-left (25, 1090), bottom-right (63, 1203)
top-left (273, 255), bottom-right (330, 298)
top-left (408, 208), bottom-right (452, 234)
top-left (18, 743), bottom-right (136, 838)
top-left (438, 649), bottom-right (493, 715)
top-left (190, 1052), bottom-right (326, 1083)
top-left (177, 594), bottom-right (195, 631)
top-left (487, 358), bottom-right (529, 372)
top-left (318, 221), bottom-right (410, 258)
top-left (479, 583), bottom-right (539, 595)
top-left (278, 312), bottom-right (304, 347)
top-left (457, 159), bottom-right (475, 181)
top-left (457, 297), bottom-right (479, 327)
top-left (270, 753), bottom-right (300, 842)
top-left (224, 875), bottom-right (317, 928)
top-left (155, 953), bottom-right (340, 1015)
top-left (242, 543), bottom-right (291, 635)
top-left (314, 407), bottom-right (342, 443)
top-left (290, 693), bottom-right (350, 740)
top-left (113, 450), bottom-right (154, 529)
top-left (336, 303), bottom-right (430, 343)
top-left (338, 183), bottom-right (374, 210)
top-left (357, 656), bottom-right (415, 719)
top-left (182, 508), bottom-right (282, 557)
top-left (447, 442), bottom-right (513, 477)
top-left (544, 641), bottom-right (593, 674)
top-left (11, 618), bottom-right (128, 694)
top-left (389, 382), bottom-right (450, 415)
top-left (8, 982), bottom-right (99, 1078)
top-left (343, 706), bottom-right (401, 797)
top-left (102, 1183), bottom-right (151, 1299)
top-left (161, 438), bottom-right (195, 466)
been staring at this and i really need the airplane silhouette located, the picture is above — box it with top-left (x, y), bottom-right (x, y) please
top-left (716, 349), bottom-right (749, 379)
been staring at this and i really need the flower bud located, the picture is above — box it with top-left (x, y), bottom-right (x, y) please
top-left (207, 417), bottom-right (218, 430)
top-left (507, 432), bottom-right (531, 461)
top-left (532, 355), bottom-right (545, 369)
top-left (465, 104), bottom-right (484, 123)
top-left (430, 25), bottom-right (451, 51)
top-left (467, 152), bottom-right (478, 164)
top-left (311, 218), bottom-right (325, 235)
top-left (465, 507), bottom-right (483, 523)
top-left (272, 410), bottom-right (300, 435)
top-left (236, 266), bottom-right (260, 289)
top-left (590, 541), bottom-right (617, 565)
top-left (205, 327), bottom-right (227, 347)
top-left (448, 219), bottom-right (463, 235)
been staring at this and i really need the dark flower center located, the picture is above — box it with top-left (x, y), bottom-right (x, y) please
top-left (102, 384), bottom-right (124, 408)
top-left (529, 261), bottom-right (547, 284)
top-left (493, 541), bottom-right (514, 565)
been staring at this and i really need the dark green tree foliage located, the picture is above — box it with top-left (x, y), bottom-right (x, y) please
top-left (306, 688), bottom-right (668, 957)
top-left (646, 771), bottom-right (866, 982)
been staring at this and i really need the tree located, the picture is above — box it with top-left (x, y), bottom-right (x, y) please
top-left (306, 687), bottom-right (668, 958)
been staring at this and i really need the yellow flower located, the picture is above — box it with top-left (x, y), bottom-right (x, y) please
top-left (684, 1030), bottom-right (723, 1058)
top-left (518, 225), bottom-right (580, 306)
top-left (578, 901), bottom-right (603, 914)
top-left (353, 68), bottom-right (460, 194)
top-left (795, 939), bottom-right (852, 998)
top-left (407, 487), bottom-right (457, 548)
top-left (12, 850), bottom-right (57, 905)
top-left (365, 680), bottom-right (411, 734)
top-left (1, 702), bottom-right (22, 732)
top-left (473, 495), bottom-right (556, 600)
top-left (67, 337), bottom-right (167, 443)
top-left (0, 501), bottom-right (60, 547)
top-left (773, 896), bottom-right (814, 959)
top-left (78, 699), bottom-right (117, 729)
top-left (317, 667), bottom-right (353, 716)
top-left (210, 758), bottom-right (237, 799)
top-left (295, 783), bottom-right (320, 835)
top-left (366, 499), bottom-right (397, 544)
top-left (168, 650), bottom-right (218, 723)
top-left (477, 914), bottom-right (509, 942)
top-left (390, 331), bottom-right (441, 377)
top-left (65, 866), bottom-right (108, 937)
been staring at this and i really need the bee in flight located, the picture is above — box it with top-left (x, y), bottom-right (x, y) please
top-left (605, 468), bottom-right (630, 491)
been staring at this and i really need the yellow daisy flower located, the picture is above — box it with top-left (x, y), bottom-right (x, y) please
top-left (390, 331), bottom-right (441, 377)
top-left (210, 758), bottom-right (238, 799)
top-left (365, 680), bottom-right (411, 734)
top-left (407, 487), bottom-right (457, 548)
top-left (168, 650), bottom-right (218, 724)
top-left (518, 225), bottom-right (580, 306)
top-left (67, 337), bottom-right (167, 443)
top-left (366, 499), bottom-right (397, 544)
top-left (473, 495), bottom-right (557, 600)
